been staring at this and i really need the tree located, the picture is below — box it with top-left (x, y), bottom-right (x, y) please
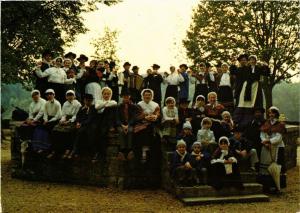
top-left (1, 0), bottom-right (119, 87)
top-left (183, 1), bottom-right (300, 109)
top-left (90, 26), bottom-right (120, 64)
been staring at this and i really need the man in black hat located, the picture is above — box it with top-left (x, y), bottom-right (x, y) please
top-left (64, 52), bottom-right (78, 73)
top-left (119, 62), bottom-right (132, 94)
top-left (128, 65), bottom-right (143, 104)
top-left (144, 64), bottom-right (163, 105)
top-left (34, 50), bottom-right (53, 98)
top-left (178, 64), bottom-right (190, 101)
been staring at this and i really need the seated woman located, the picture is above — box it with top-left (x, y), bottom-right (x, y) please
top-left (67, 94), bottom-right (96, 159)
top-left (220, 111), bottom-right (234, 138)
top-left (210, 136), bottom-right (244, 190)
top-left (116, 89), bottom-right (141, 161)
top-left (197, 117), bottom-right (217, 154)
top-left (160, 97), bottom-right (179, 143)
top-left (190, 95), bottom-right (206, 135)
top-left (259, 106), bottom-right (286, 193)
top-left (135, 89), bottom-right (160, 162)
top-left (170, 140), bottom-right (196, 186)
top-left (47, 90), bottom-right (82, 159)
top-left (31, 89), bottom-right (62, 153)
top-left (92, 87), bottom-right (117, 162)
top-left (17, 90), bottom-right (46, 141)
top-left (205, 92), bottom-right (226, 141)
top-left (35, 57), bottom-right (76, 104)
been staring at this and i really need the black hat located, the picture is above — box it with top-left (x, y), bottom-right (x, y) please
top-left (179, 64), bottom-right (188, 69)
top-left (109, 61), bottom-right (116, 69)
top-left (179, 98), bottom-right (190, 104)
top-left (232, 125), bottom-right (243, 133)
top-left (42, 49), bottom-right (54, 58)
top-left (64, 52), bottom-right (77, 59)
top-left (205, 62), bottom-right (211, 68)
top-left (237, 54), bottom-right (249, 61)
top-left (216, 61), bottom-right (222, 67)
top-left (83, 93), bottom-right (94, 100)
top-left (253, 107), bottom-right (265, 113)
top-left (120, 89), bottom-right (131, 96)
top-left (123, 62), bottom-right (131, 67)
top-left (77, 54), bottom-right (89, 62)
top-left (152, 64), bottom-right (160, 69)
top-left (132, 65), bottom-right (139, 71)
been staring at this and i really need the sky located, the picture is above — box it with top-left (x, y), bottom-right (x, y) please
top-left (65, 0), bottom-right (199, 74)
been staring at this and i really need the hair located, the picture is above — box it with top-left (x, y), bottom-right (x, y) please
top-left (31, 91), bottom-right (40, 96)
top-left (207, 91), bottom-right (218, 100)
top-left (165, 97), bottom-right (176, 105)
top-left (221, 111), bottom-right (231, 119)
top-left (201, 117), bottom-right (212, 127)
top-left (101, 87), bottom-right (112, 95)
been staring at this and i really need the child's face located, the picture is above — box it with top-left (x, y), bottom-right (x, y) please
top-left (208, 95), bottom-right (217, 104)
top-left (223, 114), bottom-right (231, 122)
top-left (67, 70), bottom-right (75, 78)
top-left (64, 60), bottom-right (71, 68)
top-left (219, 141), bottom-right (229, 150)
top-left (183, 128), bottom-right (191, 135)
top-left (84, 98), bottom-right (93, 107)
top-left (203, 122), bottom-right (211, 130)
top-left (268, 110), bottom-right (276, 119)
top-left (234, 132), bottom-right (242, 140)
top-left (166, 101), bottom-right (175, 109)
top-left (66, 94), bottom-right (75, 102)
top-left (46, 93), bottom-right (54, 101)
top-left (32, 94), bottom-right (40, 102)
top-left (193, 145), bottom-right (201, 154)
top-left (177, 145), bottom-right (186, 154)
top-left (122, 95), bottom-right (130, 104)
top-left (221, 65), bottom-right (228, 73)
top-left (102, 90), bottom-right (111, 101)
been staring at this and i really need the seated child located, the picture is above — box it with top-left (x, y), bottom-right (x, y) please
top-left (177, 121), bottom-right (196, 152)
top-left (190, 141), bottom-right (210, 184)
top-left (220, 111), bottom-right (234, 138)
top-left (161, 97), bottom-right (179, 139)
top-left (170, 140), bottom-right (196, 186)
top-left (191, 95), bottom-right (206, 135)
top-left (197, 117), bottom-right (217, 154)
top-left (230, 126), bottom-right (259, 172)
top-left (210, 136), bottom-right (244, 190)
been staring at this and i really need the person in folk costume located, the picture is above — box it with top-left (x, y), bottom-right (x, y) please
top-left (160, 97), bottom-right (179, 145)
top-left (115, 89), bottom-right (141, 161)
top-left (170, 140), bottom-right (196, 186)
top-left (163, 66), bottom-right (184, 103)
top-left (205, 62), bottom-right (218, 92)
top-left (204, 92), bottom-right (226, 141)
top-left (197, 117), bottom-right (217, 155)
top-left (84, 61), bottom-right (102, 105)
top-left (64, 52), bottom-right (78, 73)
top-left (135, 89), bottom-right (161, 170)
top-left (178, 98), bottom-right (193, 133)
top-left (230, 125), bottom-right (259, 172)
top-left (213, 61), bottom-right (223, 88)
top-left (67, 94), bottom-right (97, 159)
top-left (176, 121), bottom-right (197, 152)
top-left (92, 87), bottom-right (117, 162)
top-left (243, 107), bottom-right (266, 160)
top-left (118, 62), bottom-right (132, 95)
top-left (190, 141), bottom-right (211, 184)
top-left (128, 66), bottom-right (144, 104)
top-left (30, 89), bottom-right (62, 153)
top-left (34, 50), bottom-right (53, 99)
top-left (16, 90), bottom-right (46, 141)
top-left (178, 64), bottom-right (190, 101)
top-left (35, 57), bottom-right (76, 105)
top-left (220, 111), bottom-right (234, 138)
top-left (107, 61), bottom-right (119, 102)
top-left (259, 106), bottom-right (286, 192)
top-left (63, 58), bottom-right (72, 72)
top-left (230, 54), bottom-right (270, 128)
top-left (190, 62), bottom-right (215, 104)
top-left (97, 60), bottom-right (110, 88)
top-left (190, 95), bottom-right (206, 135)
top-left (217, 63), bottom-right (234, 112)
top-left (65, 68), bottom-right (77, 94)
top-left (75, 54), bottom-right (89, 102)
top-left (210, 136), bottom-right (244, 190)
top-left (47, 90), bottom-right (82, 159)
top-left (144, 64), bottom-right (164, 105)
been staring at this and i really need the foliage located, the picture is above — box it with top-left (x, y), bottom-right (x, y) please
top-left (90, 26), bottom-right (120, 64)
top-left (1, 0), bottom-right (120, 87)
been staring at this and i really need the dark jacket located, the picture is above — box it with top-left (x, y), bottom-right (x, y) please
top-left (229, 136), bottom-right (253, 153)
top-left (115, 103), bottom-right (140, 127)
top-left (75, 105), bottom-right (96, 127)
top-left (170, 151), bottom-right (191, 176)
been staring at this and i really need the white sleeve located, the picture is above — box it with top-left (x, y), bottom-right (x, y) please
top-left (43, 104), bottom-right (48, 122)
top-left (269, 132), bottom-right (283, 145)
top-left (70, 102), bottom-right (82, 123)
top-left (49, 102), bottom-right (62, 122)
top-left (33, 101), bottom-right (45, 121)
top-left (95, 100), bottom-right (106, 110)
top-left (35, 67), bottom-right (51, 78)
top-left (178, 73), bottom-right (185, 82)
top-left (162, 107), bottom-right (174, 122)
top-left (28, 103), bottom-right (34, 119)
top-left (260, 131), bottom-right (269, 141)
top-left (210, 131), bottom-right (216, 143)
top-left (76, 68), bottom-right (86, 79)
top-left (209, 72), bottom-right (215, 82)
top-left (211, 159), bottom-right (225, 164)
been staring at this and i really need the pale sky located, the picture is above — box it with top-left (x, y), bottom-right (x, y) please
top-left (65, 0), bottom-right (199, 74)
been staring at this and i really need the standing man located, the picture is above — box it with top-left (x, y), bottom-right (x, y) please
top-left (144, 64), bottom-right (164, 105)
top-left (178, 64), bottom-right (190, 101)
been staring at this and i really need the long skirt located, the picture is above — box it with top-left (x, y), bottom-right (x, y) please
top-left (164, 85), bottom-right (178, 103)
top-left (193, 84), bottom-right (208, 103)
top-left (85, 82), bottom-right (102, 104)
top-left (48, 82), bottom-right (66, 105)
top-left (218, 86), bottom-right (233, 104)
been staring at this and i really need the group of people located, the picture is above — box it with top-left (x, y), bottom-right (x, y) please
top-left (15, 50), bottom-right (285, 193)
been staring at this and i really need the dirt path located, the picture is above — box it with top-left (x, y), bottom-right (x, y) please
top-left (1, 139), bottom-right (300, 213)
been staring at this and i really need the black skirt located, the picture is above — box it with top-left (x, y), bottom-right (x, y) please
top-left (164, 85), bottom-right (178, 103)
top-left (218, 85), bottom-right (233, 103)
top-left (47, 82), bottom-right (66, 105)
top-left (193, 84), bottom-right (208, 103)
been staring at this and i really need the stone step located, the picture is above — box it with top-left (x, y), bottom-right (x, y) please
top-left (180, 194), bottom-right (270, 205)
top-left (175, 183), bottom-right (263, 198)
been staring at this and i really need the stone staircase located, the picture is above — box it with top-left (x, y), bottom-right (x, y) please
top-left (161, 151), bottom-right (270, 205)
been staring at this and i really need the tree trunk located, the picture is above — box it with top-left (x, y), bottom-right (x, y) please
top-left (263, 84), bottom-right (273, 111)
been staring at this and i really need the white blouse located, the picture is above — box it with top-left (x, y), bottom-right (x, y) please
top-left (60, 100), bottom-right (82, 122)
top-left (43, 99), bottom-right (62, 122)
top-left (190, 72), bottom-right (215, 84)
top-left (219, 72), bottom-right (231, 87)
top-left (95, 99), bottom-right (117, 113)
top-left (165, 72), bottom-right (184, 85)
top-left (162, 106), bottom-right (178, 122)
top-left (35, 67), bottom-right (75, 84)
top-left (28, 98), bottom-right (46, 121)
top-left (138, 101), bottom-right (159, 115)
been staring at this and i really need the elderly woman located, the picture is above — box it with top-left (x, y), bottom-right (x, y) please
top-left (259, 106), bottom-right (286, 193)
top-left (35, 57), bottom-right (76, 104)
